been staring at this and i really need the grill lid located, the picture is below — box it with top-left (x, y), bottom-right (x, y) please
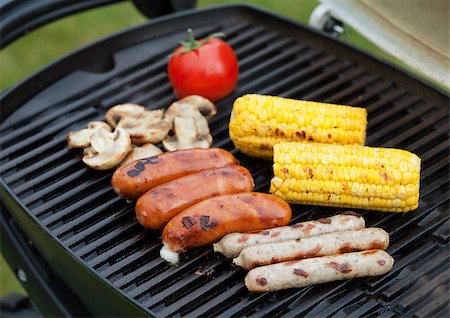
top-left (1, 4), bottom-right (448, 317)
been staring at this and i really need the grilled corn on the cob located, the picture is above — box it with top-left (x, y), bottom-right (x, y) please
top-left (270, 142), bottom-right (421, 212)
top-left (229, 94), bottom-right (367, 159)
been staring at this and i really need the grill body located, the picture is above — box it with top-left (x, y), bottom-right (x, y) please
top-left (1, 5), bottom-right (448, 317)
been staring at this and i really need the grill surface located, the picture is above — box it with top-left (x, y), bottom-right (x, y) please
top-left (1, 5), bottom-right (449, 317)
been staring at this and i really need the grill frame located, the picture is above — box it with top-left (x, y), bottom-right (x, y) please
top-left (1, 4), bottom-right (448, 317)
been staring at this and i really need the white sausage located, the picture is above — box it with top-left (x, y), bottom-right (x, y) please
top-left (245, 250), bottom-right (394, 292)
top-left (213, 212), bottom-right (365, 258)
top-left (234, 228), bottom-right (389, 270)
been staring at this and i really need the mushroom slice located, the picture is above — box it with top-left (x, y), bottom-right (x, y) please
top-left (67, 121), bottom-right (111, 149)
top-left (118, 143), bottom-right (163, 168)
top-left (82, 127), bottom-right (131, 170)
top-left (162, 112), bottom-right (212, 151)
top-left (116, 109), bottom-right (170, 145)
top-left (105, 103), bottom-right (146, 128)
top-left (165, 95), bottom-right (217, 122)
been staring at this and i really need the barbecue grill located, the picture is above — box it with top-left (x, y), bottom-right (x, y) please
top-left (1, 2), bottom-right (449, 317)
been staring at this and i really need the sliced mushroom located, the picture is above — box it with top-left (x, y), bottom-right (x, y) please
top-left (162, 113), bottom-right (212, 151)
top-left (165, 95), bottom-right (217, 122)
top-left (67, 121), bottom-right (111, 149)
top-left (105, 104), bottom-right (146, 128)
top-left (105, 104), bottom-right (170, 144)
top-left (118, 143), bottom-right (163, 168)
top-left (116, 109), bottom-right (170, 145)
top-left (82, 128), bottom-right (131, 170)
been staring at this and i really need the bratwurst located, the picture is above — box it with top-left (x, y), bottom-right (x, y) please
top-left (111, 148), bottom-right (238, 199)
top-left (234, 228), bottom-right (389, 270)
top-left (160, 192), bottom-right (292, 264)
top-left (245, 250), bottom-right (394, 292)
top-left (214, 212), bottom-right (365, 258)
top-left (136, 165), bottom-right (254, 230)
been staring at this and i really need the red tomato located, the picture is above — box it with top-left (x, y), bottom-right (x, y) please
top-left (168, 29), bottom-right (239, 102)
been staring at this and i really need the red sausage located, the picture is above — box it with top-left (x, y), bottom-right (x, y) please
top-left (162, 192), bottom-right (292, 254)
top-left (111, 148), bottom-right (238, 199)
top-left (136, 165), bottom-right (255, 230)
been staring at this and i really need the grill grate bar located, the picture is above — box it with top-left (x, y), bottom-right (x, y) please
top-left (384, 116), bottom-right (447, 149)
top-left (238, 42), bottom-right (305, 76)
top-left (87, 231), bottom-right (150, 269)
top-left (398, 270), bottom-right (449, 312)
top-left (345, 79), bottom-right (394, 106)
top-left (21, 167), bottom-right (89, 206)
top-left (23, 171), bottom-right (110, 209)
top-left (407, 124), bottom-right (448, 156)
top-left (53, 195), bottom-right (122, 238)
top-left (0, 107), bottom-right (97, 160)
top-left (306, 289), bottom-right (365, 318)
top-left (63, 203), bottom-right (130, 247)
top-left (1, 137), bottom-right (64, 174)
top-left (259, 54), bottom-right (335, 95)
top-left (263, 283), bottom-right (351, 318)
top-left (381, 249), bottom-right (448, 301)
top-left (102, 73), bottom-right (168, 106)
top-left (143, 259), bottom-right (226, 308)
top-left (216, 292), bottom-right (273, 318)
top-left (100, 241), bottom-right (161, 279)
top-left (365, 89), bottom-right (408, 113)
top-left (367, 95), bottom-right (422, 128)
top-left (419, 174), bottom-right (448, 199)
top-left (113, 257), bottom-right (166, 289)
top-left (128, 249), bottom-right (212, 299)
top-left (181, 283), bottom-right (247, 318)
top-left (157, 269), bottom-right (242, 317)
top-left (341, 298), bottom-right (381, 318)
top-left (388, 209), bottom-right (449, 257)
top-left (411, 289), bottom-right (449, 318)
top-left (281, 61), bottom-right (353, 98)
top-left (302, 68), bottom-right (367, 100)
top-left (227, 25), bottom-right (267, 47)
top-left (3, 147), bottom-right (70, 185)
top-left (73, 216), bottom-right (138, 256)
top-left (387, 202), bottom-right (448, 242)
top-left (239, 44), bottom-right (311, 82)
top-left (421, 156), bottom-right (448, 183)
top-left (322, 75), bottom-right (380, 104)
top-left (13, 158), bottom-right (80, 195)
top-left (41, 186), bottom-right (113, 227)
top-left (366, 104), bottom-right (438, 144)
top-left (235, 32), bottom-right (289, 59)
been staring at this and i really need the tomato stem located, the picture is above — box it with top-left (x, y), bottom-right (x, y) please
top-left (174, 29), bottom-right (225, 55)
top-left (187, 29), bottom-right (199, 48)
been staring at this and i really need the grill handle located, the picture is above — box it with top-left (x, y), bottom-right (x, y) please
top-left (0, 0), bottom-right (197, 49)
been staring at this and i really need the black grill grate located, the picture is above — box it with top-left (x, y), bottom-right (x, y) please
top-left (1, 5), bottom-right (448, 317)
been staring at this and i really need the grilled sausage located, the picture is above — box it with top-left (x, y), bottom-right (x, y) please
top-left (160, 192), bottom-right (292, 264)
top-left (111, 148), bottom-right (238, 199)
top-left (214, 212), bottom-right (365, 258)
top-left (136, 166), bottom-right (255, 230)
top-left (234, 228), bottom-right (389, 270)
top-left (245, 250), bottom-right (394, 292)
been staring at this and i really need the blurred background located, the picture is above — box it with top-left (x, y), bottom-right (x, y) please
top-left (0, 0), bottom-right (446, 298)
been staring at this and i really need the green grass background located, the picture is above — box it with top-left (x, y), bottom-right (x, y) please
top-left (0, 0), bottom-right (411, 297)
